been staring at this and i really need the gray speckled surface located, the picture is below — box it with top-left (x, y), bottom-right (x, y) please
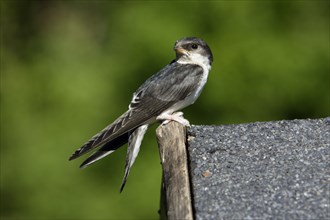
top-left (187, 118), bottom-right (330, 220)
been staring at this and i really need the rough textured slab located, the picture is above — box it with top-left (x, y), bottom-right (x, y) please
top-left (187, 118), bottom-right (330, 220)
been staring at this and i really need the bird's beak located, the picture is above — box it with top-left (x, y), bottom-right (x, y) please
top-left (174, 46), bottom-right (188, 56)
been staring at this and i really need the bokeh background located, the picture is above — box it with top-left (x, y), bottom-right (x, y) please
top-left (1, 1), bottom-right (329, 219)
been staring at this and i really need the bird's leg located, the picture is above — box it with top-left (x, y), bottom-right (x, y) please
top-left (157, 112), bottom-right (191, 127)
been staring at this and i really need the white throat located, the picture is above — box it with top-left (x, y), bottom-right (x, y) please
top-left (177, 53), bottom-right (211, 73)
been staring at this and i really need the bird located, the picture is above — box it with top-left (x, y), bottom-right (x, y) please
top-left (69, 37), bottom-right (213, 192)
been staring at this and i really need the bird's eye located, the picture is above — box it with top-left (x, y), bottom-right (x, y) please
top-left (191, 44), bottom-right (198, 50)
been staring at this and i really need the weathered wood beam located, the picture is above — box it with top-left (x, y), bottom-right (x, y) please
top-left (156, 121), bottom-right (193, 220)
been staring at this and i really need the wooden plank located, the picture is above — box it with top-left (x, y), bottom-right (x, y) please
top-left (156, 121), bottom-right (193, 220)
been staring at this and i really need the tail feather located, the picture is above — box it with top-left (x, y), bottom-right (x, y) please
top-left (120, 124), bottom-right (148, 192)
top-left (79, 132), bottom-right (130, 169)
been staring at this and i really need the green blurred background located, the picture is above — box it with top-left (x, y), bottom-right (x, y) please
top-left (1, 0), bottom-right (329, 219)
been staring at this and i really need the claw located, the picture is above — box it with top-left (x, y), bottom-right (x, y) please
top-left (157, 112), bottom-right (190, 127)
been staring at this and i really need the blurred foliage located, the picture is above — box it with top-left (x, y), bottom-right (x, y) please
top-left (1, 0), bottom-right (329, 219)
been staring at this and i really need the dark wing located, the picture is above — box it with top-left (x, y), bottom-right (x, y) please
top-left (69, 62), bottom-right (204, 161)
top-left (130, 62), bottom-right (204, 113)
top-left (68, 109), bottom-right (148, 161)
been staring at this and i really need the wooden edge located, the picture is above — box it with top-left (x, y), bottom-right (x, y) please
top-left (156, 121), bottom-right (193, 220)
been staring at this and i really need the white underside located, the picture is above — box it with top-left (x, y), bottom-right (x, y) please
top-left (163, 52), bottom-right (211, 115)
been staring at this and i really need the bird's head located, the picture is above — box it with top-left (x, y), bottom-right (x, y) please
top-left (174, 37), bottom-right (213, 67)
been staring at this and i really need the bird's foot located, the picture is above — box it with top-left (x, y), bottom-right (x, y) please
top-left (157, 112), bottom-right (190, 127)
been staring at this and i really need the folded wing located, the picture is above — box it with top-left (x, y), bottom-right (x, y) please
top-left (69, 62), bottom-right (204, 163)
